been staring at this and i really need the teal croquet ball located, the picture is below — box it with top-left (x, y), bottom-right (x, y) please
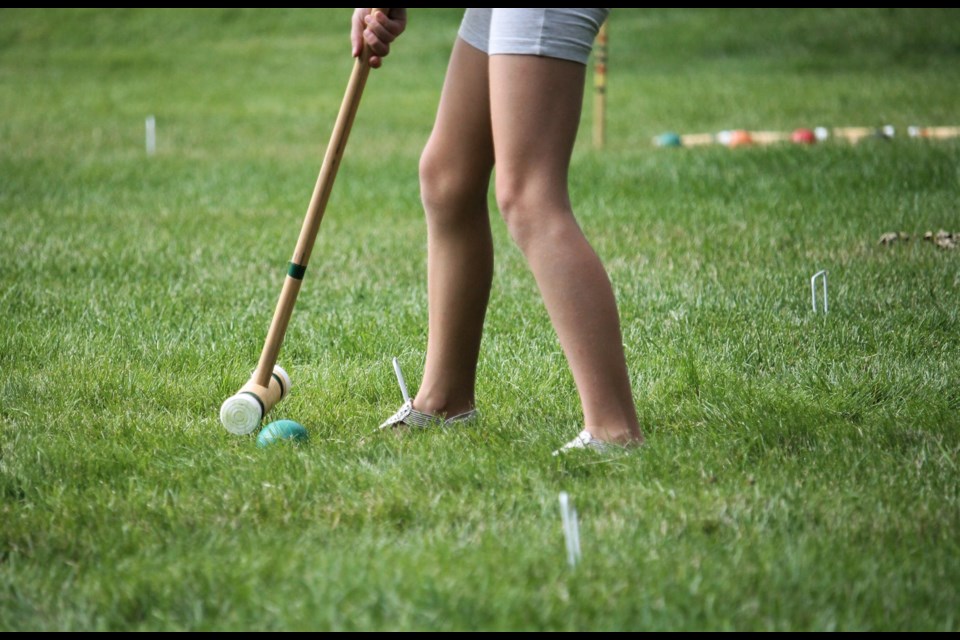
top-left (655, 132), bottom-right (682, 147)
top-left (257, 420), bottom-right (308, 448)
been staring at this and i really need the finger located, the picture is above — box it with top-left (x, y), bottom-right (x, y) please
top-left (363, 14), bottom-right (397, 45)
top-left (375, 10), bottom-right (407, 38)
top-left (363, 27), bottom-right (391, 57)
top-left (351, 8), bottom-right (369, 58)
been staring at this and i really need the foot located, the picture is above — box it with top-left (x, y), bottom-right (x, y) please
top-left (378, 398), bottom-right (477, 430)
top-left (378, 357), bottom-right (478, 430)
top-left (552, 429), bottom-right (643, 456)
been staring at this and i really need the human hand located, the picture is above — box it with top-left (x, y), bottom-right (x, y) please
top-left (351, 8), bottom-right (407, 69)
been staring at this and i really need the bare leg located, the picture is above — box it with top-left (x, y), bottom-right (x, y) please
top-left (413, 39), bottom-right (495, 417)
top-left (489, 54), bottom-right (643, 445)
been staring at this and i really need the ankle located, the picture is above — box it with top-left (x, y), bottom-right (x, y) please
top-left (413, 390), bottom-right (475, 419)
top-left (585, 424), bottom-right (645, 447)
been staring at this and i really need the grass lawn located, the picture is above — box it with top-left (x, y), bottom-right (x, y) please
top-left (1, 8), bottom-right (959, 631)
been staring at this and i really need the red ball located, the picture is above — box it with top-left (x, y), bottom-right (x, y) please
top-left (791, 128), bottom-right (817, 144)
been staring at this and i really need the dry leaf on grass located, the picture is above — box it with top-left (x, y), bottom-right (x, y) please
top-left (923, 230), bottom-right (957, 250)
top-left (879, 231), bottom-right (910, 245)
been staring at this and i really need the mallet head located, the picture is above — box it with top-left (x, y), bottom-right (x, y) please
top-left (220, 365), bottom-right (292, 435)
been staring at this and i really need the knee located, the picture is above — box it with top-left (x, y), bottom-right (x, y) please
top-left (419, 144), bottom-right (488, 228)
top-left (495, 176), bottom-right (565, 253)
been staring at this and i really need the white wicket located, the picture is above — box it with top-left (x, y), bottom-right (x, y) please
top-left (811, 270), bottom-right (828, 313)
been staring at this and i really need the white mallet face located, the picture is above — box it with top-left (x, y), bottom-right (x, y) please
top-left (220, 365), bottom-right (292, 435)
top-left (220, 393), bottom-right (264, 435)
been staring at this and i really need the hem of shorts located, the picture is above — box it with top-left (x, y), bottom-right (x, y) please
top-left (457, 31), bottom-right (488, 55)
top-left (488, 44), bottom-right (591, 65)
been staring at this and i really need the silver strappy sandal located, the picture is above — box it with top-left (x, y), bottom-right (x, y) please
top-left (378, 357), bottom-right (478, 430)
top-left (552, 429), bottom-right (618, 456)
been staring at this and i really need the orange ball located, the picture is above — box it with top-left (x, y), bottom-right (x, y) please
top-left (727, 129), bottom-right (753, 147)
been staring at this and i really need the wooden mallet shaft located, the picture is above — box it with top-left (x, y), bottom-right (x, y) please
top-left (221, 9), bottom-right (385, 434)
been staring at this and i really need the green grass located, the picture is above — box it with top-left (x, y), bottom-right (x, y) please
top-left (2, 8), bottom-right (959, 631)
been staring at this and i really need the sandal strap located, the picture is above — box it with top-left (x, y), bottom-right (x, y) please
top-left (378, 400), bottom-right (478, 430)
top-left (552, 429), bottom-right (616, 456)
top-left (445, 409), bottom-right (478, 424)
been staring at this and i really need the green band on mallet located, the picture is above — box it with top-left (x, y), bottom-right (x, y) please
top-left (287, 262), bottom-right (307, 280)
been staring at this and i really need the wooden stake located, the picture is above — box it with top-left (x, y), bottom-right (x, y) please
top-left (593, 19), bottom-right (608, 150)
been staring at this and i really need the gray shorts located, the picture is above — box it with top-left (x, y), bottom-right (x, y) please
top-left (458, 8), bottom-right (610, 65)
